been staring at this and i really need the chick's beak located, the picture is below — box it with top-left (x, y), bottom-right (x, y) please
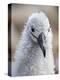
top-left (37, 33), bottom-right (46, 57)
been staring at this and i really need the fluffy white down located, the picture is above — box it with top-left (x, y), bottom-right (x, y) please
top-left (12, 12), bottom-right (55, 76)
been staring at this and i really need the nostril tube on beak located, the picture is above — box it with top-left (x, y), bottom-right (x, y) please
top-left (37, 33), bottom-right (46, 57)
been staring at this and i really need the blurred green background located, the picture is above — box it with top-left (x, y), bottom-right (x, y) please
top-left (8, 4), bottom-right (59, 74)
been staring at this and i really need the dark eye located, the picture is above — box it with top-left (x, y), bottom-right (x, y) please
top-left (31, 28), bottom-right (35, 32)
top-left (48, 28), bottom-right (50, 32)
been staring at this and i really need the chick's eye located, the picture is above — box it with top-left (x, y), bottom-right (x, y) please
top-left (48, 28), bottom-right (50, 32)
top-left (31, 27), bottom-right (35, 32)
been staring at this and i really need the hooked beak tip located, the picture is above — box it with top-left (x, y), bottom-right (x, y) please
top-left (42, 47), bottom-right (46, 57)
